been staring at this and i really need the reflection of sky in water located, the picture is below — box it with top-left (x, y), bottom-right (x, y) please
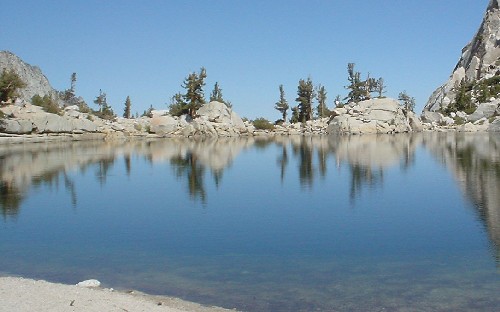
top-left (0, 133), bottom-right (499, 311)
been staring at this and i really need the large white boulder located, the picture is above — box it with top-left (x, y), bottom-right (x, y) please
top-left (468, 101), bottom-right (499, 122)
top-left (327, 98), bottom-right (412, 135)
top-left (150, 115), bottom-right (178, 135)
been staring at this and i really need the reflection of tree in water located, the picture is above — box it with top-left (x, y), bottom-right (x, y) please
top-left (1, 170), bottom-right (79, 218)
top-left (318, 147), bottom-right (328, 178)
top-left (95, 158), bottom-right (116, 186)
top-left (171, 153), bottom-right (206, 203)
top-left (212, 169), bottom-right (223, 189)
top-left (0, 181), bottom-right (23, 218)
top-left (292, 137), bottom-right (315, 187)
top-left (349, 164), bottom-right (383, 201)
top-left (276, 144), bottom-right (288, 183)
top-left (124, 154), bottom-right (131, 177)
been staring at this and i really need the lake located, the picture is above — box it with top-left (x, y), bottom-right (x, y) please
top-left (0, 133), bottom-right (499, 311)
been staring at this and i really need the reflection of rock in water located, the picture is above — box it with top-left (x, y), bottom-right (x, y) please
top-left (0, 138), bottom-right (254, 215)
top-left (277, 134), bottom-right (422, 195)
top-left (328, 134), bottom-right (422, 169)
top-left (328, 134), bottom-right (423, 199)
top-left (424, 133), bottom-right (500, 263)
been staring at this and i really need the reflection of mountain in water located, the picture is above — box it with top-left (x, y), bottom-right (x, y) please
top-left (423, 133), bottom-right (500, 262)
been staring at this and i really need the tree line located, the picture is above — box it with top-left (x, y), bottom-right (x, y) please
top-left (273, 63), bottom-right (415, 124)
top-left (0, 63), bottom-right (416, 124)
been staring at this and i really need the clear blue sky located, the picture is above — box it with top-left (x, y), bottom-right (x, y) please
top-left (1, 0), bottom-right (489, 119)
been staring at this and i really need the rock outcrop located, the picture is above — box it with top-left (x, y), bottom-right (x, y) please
top-left (424, 0), bottom-right (500, 112)
top-left (326, 98), bottom-right (419, 135)
top-left (147, 101), bottom-right (248, 137)
top-left (0, 51), bottom-right (58, 103)
top-left (0, 104), bottom-right (97, 134)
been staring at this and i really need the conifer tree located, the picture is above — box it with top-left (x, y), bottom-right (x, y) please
top-left (62, 73), bottom-right (78, 102)
top-left (182, 67), bottom-right (207, 118)
top-left (345, 63), bottom-right (364, 103)
top-left (345, 63), bottom-right (378, 103)
top-left (70, 72), bottom-right (77, 93)
top-left (274, 84), bottom-right (289, 122)
top-left (376, 77), bottom-right (386, 98)
top-left (290, 106), bottom-right (300, 123)
top-left (398, 91), bottom-right (416, 113)
top-left (169, 92), bottom-right (187, 116)
top-left (94, 89), bottom-right (115, 120)
top-left (94, 89), bottom-right (106, 113)
top-left (316, 85), bottom-right (330, 118)
top-left (123, 96), bottom-right (132, 119)
top-left (296, 77), bottom-right (315, 122)
top-left (210, 82), bottom-right (225, 104)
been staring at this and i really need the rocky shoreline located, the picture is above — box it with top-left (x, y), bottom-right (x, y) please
top-left (1, 98), bottom-right (498, 145)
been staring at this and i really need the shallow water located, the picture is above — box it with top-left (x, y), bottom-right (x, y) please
top-left (1, 133), bottom-right (499, 311)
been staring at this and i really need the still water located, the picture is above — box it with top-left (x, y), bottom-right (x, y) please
top-left (0, 133), bottom-right (499, 311)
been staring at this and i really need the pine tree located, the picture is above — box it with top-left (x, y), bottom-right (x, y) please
top-left (123, 96), bottom-right (132, 119)
top-left (345, 63), bottom-right (375, 103)
top-left (0, 69), bottom-right (26, 103)
top-left (398, 91), bottom-right (416, 113)
top-left (453, 79), bottom-right (473, 111)
top-left (62, 73), bottom-right (77, 102)
top-left (70, 72), bottom-right (77, 93)
top-left (274, 84), bottom-right (289, 122)
top-left (345, 63), bottom-right (363, 103)
top-left (94, 89), bottom-right (106, 113)
top-left (375, 77), bottom-right (386, 98)
top-left (316, 84), bottom-right (330, 118)
top-left (290, 106), bottom-right (300, 123)
top-left (296, 77), bottom-right (315, 122)
top-left (182, 67), bottom-right (207, 118)
top-left (94, 89), bottom-right (115, 120)
top-left (210, 82), bottom-right (225, 104)
top-left (169, 92), bottom-right (187, 116)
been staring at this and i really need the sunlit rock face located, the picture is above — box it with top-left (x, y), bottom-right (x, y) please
top-left (0, 51), bottom-right (58, 103)
top-left (327, 98), bottom-right (415, 134)
top-left (425, 0), bottom-right (500, 112)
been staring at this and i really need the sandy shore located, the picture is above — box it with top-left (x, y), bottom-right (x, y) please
top-left (0, 276), bottom-right (236, 312)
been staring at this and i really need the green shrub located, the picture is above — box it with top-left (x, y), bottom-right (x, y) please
top-left (0, 110), bottom-right (5, 119)
top-left (253, 117), bottom-right (275, 130)
top-left (31, 94), bottom-right (61, 114)
top-left (464, 106), bottom-right (476, 115)
top-left (453, 116), bottom-right (466, 125)
top-left (77, 102), bottom-right (92, 113)
top-left (0, 69), bottom-right (26, 103)
top-left (92, 107), bottom-right (116, 121)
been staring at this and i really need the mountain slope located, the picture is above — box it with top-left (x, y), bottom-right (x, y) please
top-left (424, 0), bottom-right (500, 112)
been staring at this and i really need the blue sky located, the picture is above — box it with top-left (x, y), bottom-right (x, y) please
top-left (1, 0), bottom-right (489, 119)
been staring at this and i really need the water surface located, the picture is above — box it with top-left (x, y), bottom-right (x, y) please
top-left (1, 133), bottom-right (499, 311)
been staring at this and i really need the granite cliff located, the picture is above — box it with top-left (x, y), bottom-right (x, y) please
top-left (0, 51), bottom-right (58, 103)
top-left (424, 0), bottom-right (500, 113)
